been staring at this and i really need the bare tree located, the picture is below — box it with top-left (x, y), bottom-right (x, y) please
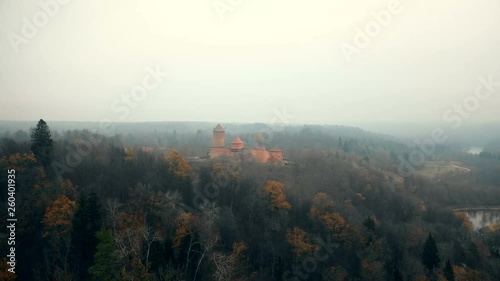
top-left (106, 198), bottom-right (122, 232)
top-left (140, 225), bottom-right (162, 268)
top-left (212, 252), bottom-right (235, 281)
top-left (193, 201), bottom-right (221, 281)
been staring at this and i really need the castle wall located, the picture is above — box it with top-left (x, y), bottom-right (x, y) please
top-left (251, 147), bottom-right (270, 163)
top-left (210, 147), bottom-right (231, 158)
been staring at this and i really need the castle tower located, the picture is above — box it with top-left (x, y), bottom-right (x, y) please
top-left (230, 137), bottom-right (244, 151)
top-left (270, 147), bottom-right (283, 163)
top-left (213, 124), bottom-right (225, 147)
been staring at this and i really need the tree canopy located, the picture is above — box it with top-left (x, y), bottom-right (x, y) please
top-left (422, 233), bottom-right (441, 273)
top-left (30, 119), bottom-right (54, 167)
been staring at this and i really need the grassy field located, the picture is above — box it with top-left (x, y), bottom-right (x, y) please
top-left (415, 161), bottom-right (470, 179)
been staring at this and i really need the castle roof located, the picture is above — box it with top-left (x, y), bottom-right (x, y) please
top-left (213, 123), bottom-right (225, 132)
top-left (231, 137), bottom-right (244, 144)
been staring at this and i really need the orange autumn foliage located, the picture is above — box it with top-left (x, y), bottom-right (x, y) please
top-left (42, 195), bottom-right (77, 237)
top-left (309, 207), bottom-right (321, 221)
top-left (0, 152), bottom-right (37, 172)
top-left (123, 147), bottom-right (136, 161)
top-left (312, 192), bottom-right (334, 213)
top-left (286, 227), bottom-right (314, 258)
top-left (320, 212), bottom-right (349, 241)
top-left (310, 192), bottom-right (336, 221)
top-left (60, 179), bottom-right (77, 200)
top-left (165, 149), bottom-right (192, 179)
top-left (33, 166), bottom-right (48, 190)
top-left (453, 265), bottom-right (485, 281)
top-left (455, 211), bottom-right (473, 231)
top-left (231, 241), bottom-right (248, 262)
top-left (263, 181), bottom-right (292, 210)
top-left (309, 192), bottom-right (351, 242)
top-left (114, 212), bottom-right (144, 232)
top-left (172, 212), bottom-right (197, 248)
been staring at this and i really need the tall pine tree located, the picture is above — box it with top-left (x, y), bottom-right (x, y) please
top-left (443, 259), bottom-right (455, 281)
top-left (422, 233), bottom-right (441, 273)
top-left (72, 191), bottom-right (101, 280)
top-left (393, 268), bottom-right (403, 281)
top-left (88, 228), bottom-right (117, 281)
top-left (30, 119), bottom-right (54, 168)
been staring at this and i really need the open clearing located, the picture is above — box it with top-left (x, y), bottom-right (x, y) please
top-left (416, 161), bottom-right (471, 179)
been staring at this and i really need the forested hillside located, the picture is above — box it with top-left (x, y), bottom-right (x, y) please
top-left (1, 120), bottom-right (500, 281)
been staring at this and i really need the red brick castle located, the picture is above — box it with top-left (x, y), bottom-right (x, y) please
top-left (209, 124), bottom-right (283, 163)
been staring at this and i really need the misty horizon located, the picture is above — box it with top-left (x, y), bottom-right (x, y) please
top-left (1, 0), bottom-right (500, 125)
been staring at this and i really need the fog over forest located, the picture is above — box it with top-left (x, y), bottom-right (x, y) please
top-left (1, 1), bottom-right (500, 281)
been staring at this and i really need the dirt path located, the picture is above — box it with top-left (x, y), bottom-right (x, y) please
top-left (449, 164), bottom-right (471, 172)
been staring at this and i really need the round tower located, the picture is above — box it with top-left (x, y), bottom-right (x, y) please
top-left (213, 124), bottom-right (225, 147)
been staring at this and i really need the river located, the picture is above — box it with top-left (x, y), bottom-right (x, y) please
top-left (466, 146), bottom-right (483, 155)
top-left (465, 210), bottom-right (500, 230)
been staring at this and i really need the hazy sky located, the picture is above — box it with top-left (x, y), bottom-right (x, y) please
top-left (1, 0), bottom-right (499, 126)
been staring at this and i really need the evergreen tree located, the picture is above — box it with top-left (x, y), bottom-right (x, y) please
top-left (342, 139), bottom-right (350, 152)
top-left (88, 228), bottom-right (117, 281)
top-left (363, 217), bottom-right (375, 231)
top-left (87, 191), bottom-right (101, 233)
top-left (393, 268), bottom-right (403, 281)
top-left (443, 260), bottom-right (455, 281)
top-left (71, 193), bottom-right (89, 279)
top-left (72, 191), bottom-right (101, 280)
top-left (170, 129), bottom-right (178, 147)
top-left (30, 119), bottom-right (54, 167)
top-left (422, 233), bottom-right (441, 273)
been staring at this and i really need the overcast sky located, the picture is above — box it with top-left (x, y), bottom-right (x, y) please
top-left (1, 0), bottom-right (499, 126)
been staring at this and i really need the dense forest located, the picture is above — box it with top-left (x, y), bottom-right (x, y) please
top-left (1, 119), bottom-right (500, 281)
